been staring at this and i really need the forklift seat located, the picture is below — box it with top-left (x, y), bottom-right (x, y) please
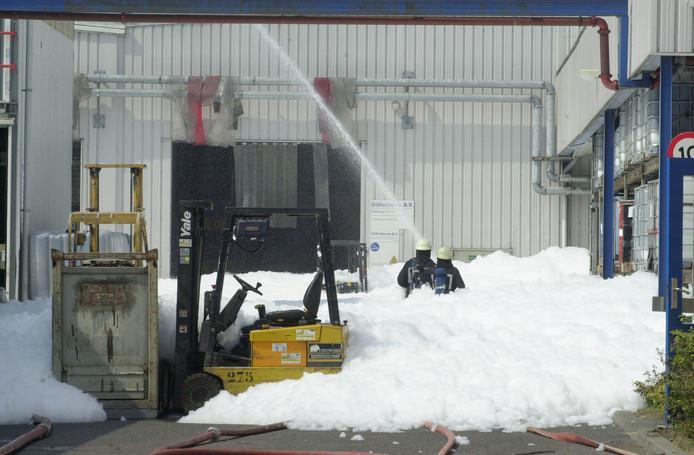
top-left (264, 271), bottom-right (324, 325)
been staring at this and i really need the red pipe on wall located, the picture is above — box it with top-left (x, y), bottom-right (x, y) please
top-left (4, 12), bottom-right (618, 90)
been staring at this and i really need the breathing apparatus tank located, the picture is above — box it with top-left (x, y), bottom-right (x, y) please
top-left (434, 267), bottom-right (448, 295)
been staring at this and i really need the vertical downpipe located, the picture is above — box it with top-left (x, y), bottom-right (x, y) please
top-left (531, 104), bottom-right (543, 192)
top-left (560, 194), bottom-right (568, 247)
top-left (603, 109), bottom-right (617, 279)
top-left (18, 20), bottom-right (30, 299)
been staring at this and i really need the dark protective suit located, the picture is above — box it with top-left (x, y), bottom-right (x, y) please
top-left (433, 258), bottom-right (465, 293)
top-left (397, 250), bottom-right (436, 295)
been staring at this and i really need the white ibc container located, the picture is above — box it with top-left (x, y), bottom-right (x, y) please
top-left (30, 231), bottom-right (131, 299)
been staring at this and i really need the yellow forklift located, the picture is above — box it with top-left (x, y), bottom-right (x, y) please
top-left (172, 204), bottom-right (347, 411)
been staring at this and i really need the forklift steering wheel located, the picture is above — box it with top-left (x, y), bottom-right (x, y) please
top-left (233, 274), bottom-right (263, 295)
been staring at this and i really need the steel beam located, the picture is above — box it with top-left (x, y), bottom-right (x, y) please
top-left (603, 109), bottom-right (616, 279)
top-left (0, 0), bottom-right (628, 18)
top-left (659, 57), bottom-right (673, 298)
top-left (617, 15), bottom-right (652, 88)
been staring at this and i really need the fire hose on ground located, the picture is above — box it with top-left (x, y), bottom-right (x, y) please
top-left (527, 427), bottom-right (640, 455)
top-left (424, 421), bottom-right (456, 455)
top-left (150, 421), bottom-right (461, 455)
top-left (0, 415), bottom-right (52, 455)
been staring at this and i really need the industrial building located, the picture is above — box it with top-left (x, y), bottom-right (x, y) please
top-left (0, 1), bottom-right (692, 336)
top-left (0, 13), bottom-right (684, 281)
top-left (0, 19), bottom-right (597, 289)
top-left (0, 1), bottom-right (694, 452)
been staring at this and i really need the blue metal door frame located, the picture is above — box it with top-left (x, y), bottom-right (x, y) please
top-left (663, 158), bottom-right (694, 356)
top-left (658, 56), bottom-right (693, 362)
top-left (659, 57), bottom-right (674, 299)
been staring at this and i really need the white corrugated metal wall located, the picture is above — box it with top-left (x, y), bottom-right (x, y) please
top-left (14, 21), bottom-right (73, 298)
top-left (75, 24), bottom-right (571, 276)
top-left (629, 0), bottom-right (694, 76)
top-left (555, 17), bottom-right (620, 153)
top-left (567, 155), bottom-right (592, 250)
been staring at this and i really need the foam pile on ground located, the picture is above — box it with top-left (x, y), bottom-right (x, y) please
top-left (0, 299), bottom-right (106, 424)
top-left (175, 247), bottom-right (663, 431)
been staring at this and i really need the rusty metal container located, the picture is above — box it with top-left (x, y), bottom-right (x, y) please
top-left (51, 250), bottom-right (159, 418)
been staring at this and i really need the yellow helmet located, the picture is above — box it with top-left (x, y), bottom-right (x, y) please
top-left (415, 239), bottom-right (432, 251)
top-left (437, 246), bottom-right (453, 260)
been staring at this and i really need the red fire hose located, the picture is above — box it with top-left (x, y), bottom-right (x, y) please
top-left (152, 449), bottom-right (384, 455)
top-left (150, 422), bottom-right (386, 455)
top-left (527, 427), bottom-right (639, 455)
top-left (424, 421), bottom-right (456, 455)
top-left (0, 415), bottom-right (52, 455)
top-left (151, 421), bottom-right (460, 455)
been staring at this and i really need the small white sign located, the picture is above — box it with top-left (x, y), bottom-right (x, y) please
top-left (272, 343), bottom-right (287, 352)
top-left (281, 353), bottom-right (302, 365)
top-left (296, 329), bottom-right (316, 341)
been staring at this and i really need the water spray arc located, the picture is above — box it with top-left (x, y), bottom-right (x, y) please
top-left (253, 24), bottom-right (425, 243)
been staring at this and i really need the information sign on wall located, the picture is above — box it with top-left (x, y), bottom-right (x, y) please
top-left (368, 200), bottom-right (414, 265)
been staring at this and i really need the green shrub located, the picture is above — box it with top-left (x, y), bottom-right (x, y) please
top-left (668, 330), bottom-right (694, 438)
top-left (634, 351), bottom-right (666, 413)
top-left (635, 329), bottom-right (694, 439)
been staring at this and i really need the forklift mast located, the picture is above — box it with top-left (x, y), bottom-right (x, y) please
top-left (173, 200), bottom-right (212, 410)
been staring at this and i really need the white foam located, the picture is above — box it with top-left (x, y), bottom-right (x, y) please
top-left (0, 299), bottom-right (106, 424)
top-left (180, 247), bottom-right (663, 432)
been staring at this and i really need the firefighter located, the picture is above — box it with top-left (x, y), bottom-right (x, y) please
top-left (433, 246), bottom-right (465, 294)
top-left (397, 239), bottom-right (436, 296)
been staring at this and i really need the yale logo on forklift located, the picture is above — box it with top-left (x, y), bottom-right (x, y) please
top-left (180, 210), bottom-right (192, 237)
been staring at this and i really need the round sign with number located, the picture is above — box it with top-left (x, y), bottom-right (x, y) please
top-left (667, 132), bottom-right (694, 159)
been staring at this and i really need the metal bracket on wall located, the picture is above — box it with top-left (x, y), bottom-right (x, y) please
top-left (652, 295), bottom-right (665, 312)
top-left (93, 69), bottom-right (106, 128)
top-left (401, 70), bottom-right (415, 129)
top-left (93, 112), bottom-right (105, 128)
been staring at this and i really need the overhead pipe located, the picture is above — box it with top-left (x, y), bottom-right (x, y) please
top-left (88, 73), bottom-right (188, 84)
top-left (358, 92), bottom-right (538, 104)
top-left (543, 87), bottom-right (591, 185)
top-left (563, 145), bottom-right (595, 175)
top-left (90, 88), bottom-right (540, 104)
top-left (43, 14), bottom-right (620, 90)
top-left (90, 82), bottom-right (585, 195)
top-left (88, 74), bottom-right (567, 93)
top-left (530, 98), bottom-right (589, 196)
top-left (88, 74), bottom-right (585, 186)
top-left (91, 88), bottom-right (176, 98)
top-left (90, 74), bottom-right (585, 190)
